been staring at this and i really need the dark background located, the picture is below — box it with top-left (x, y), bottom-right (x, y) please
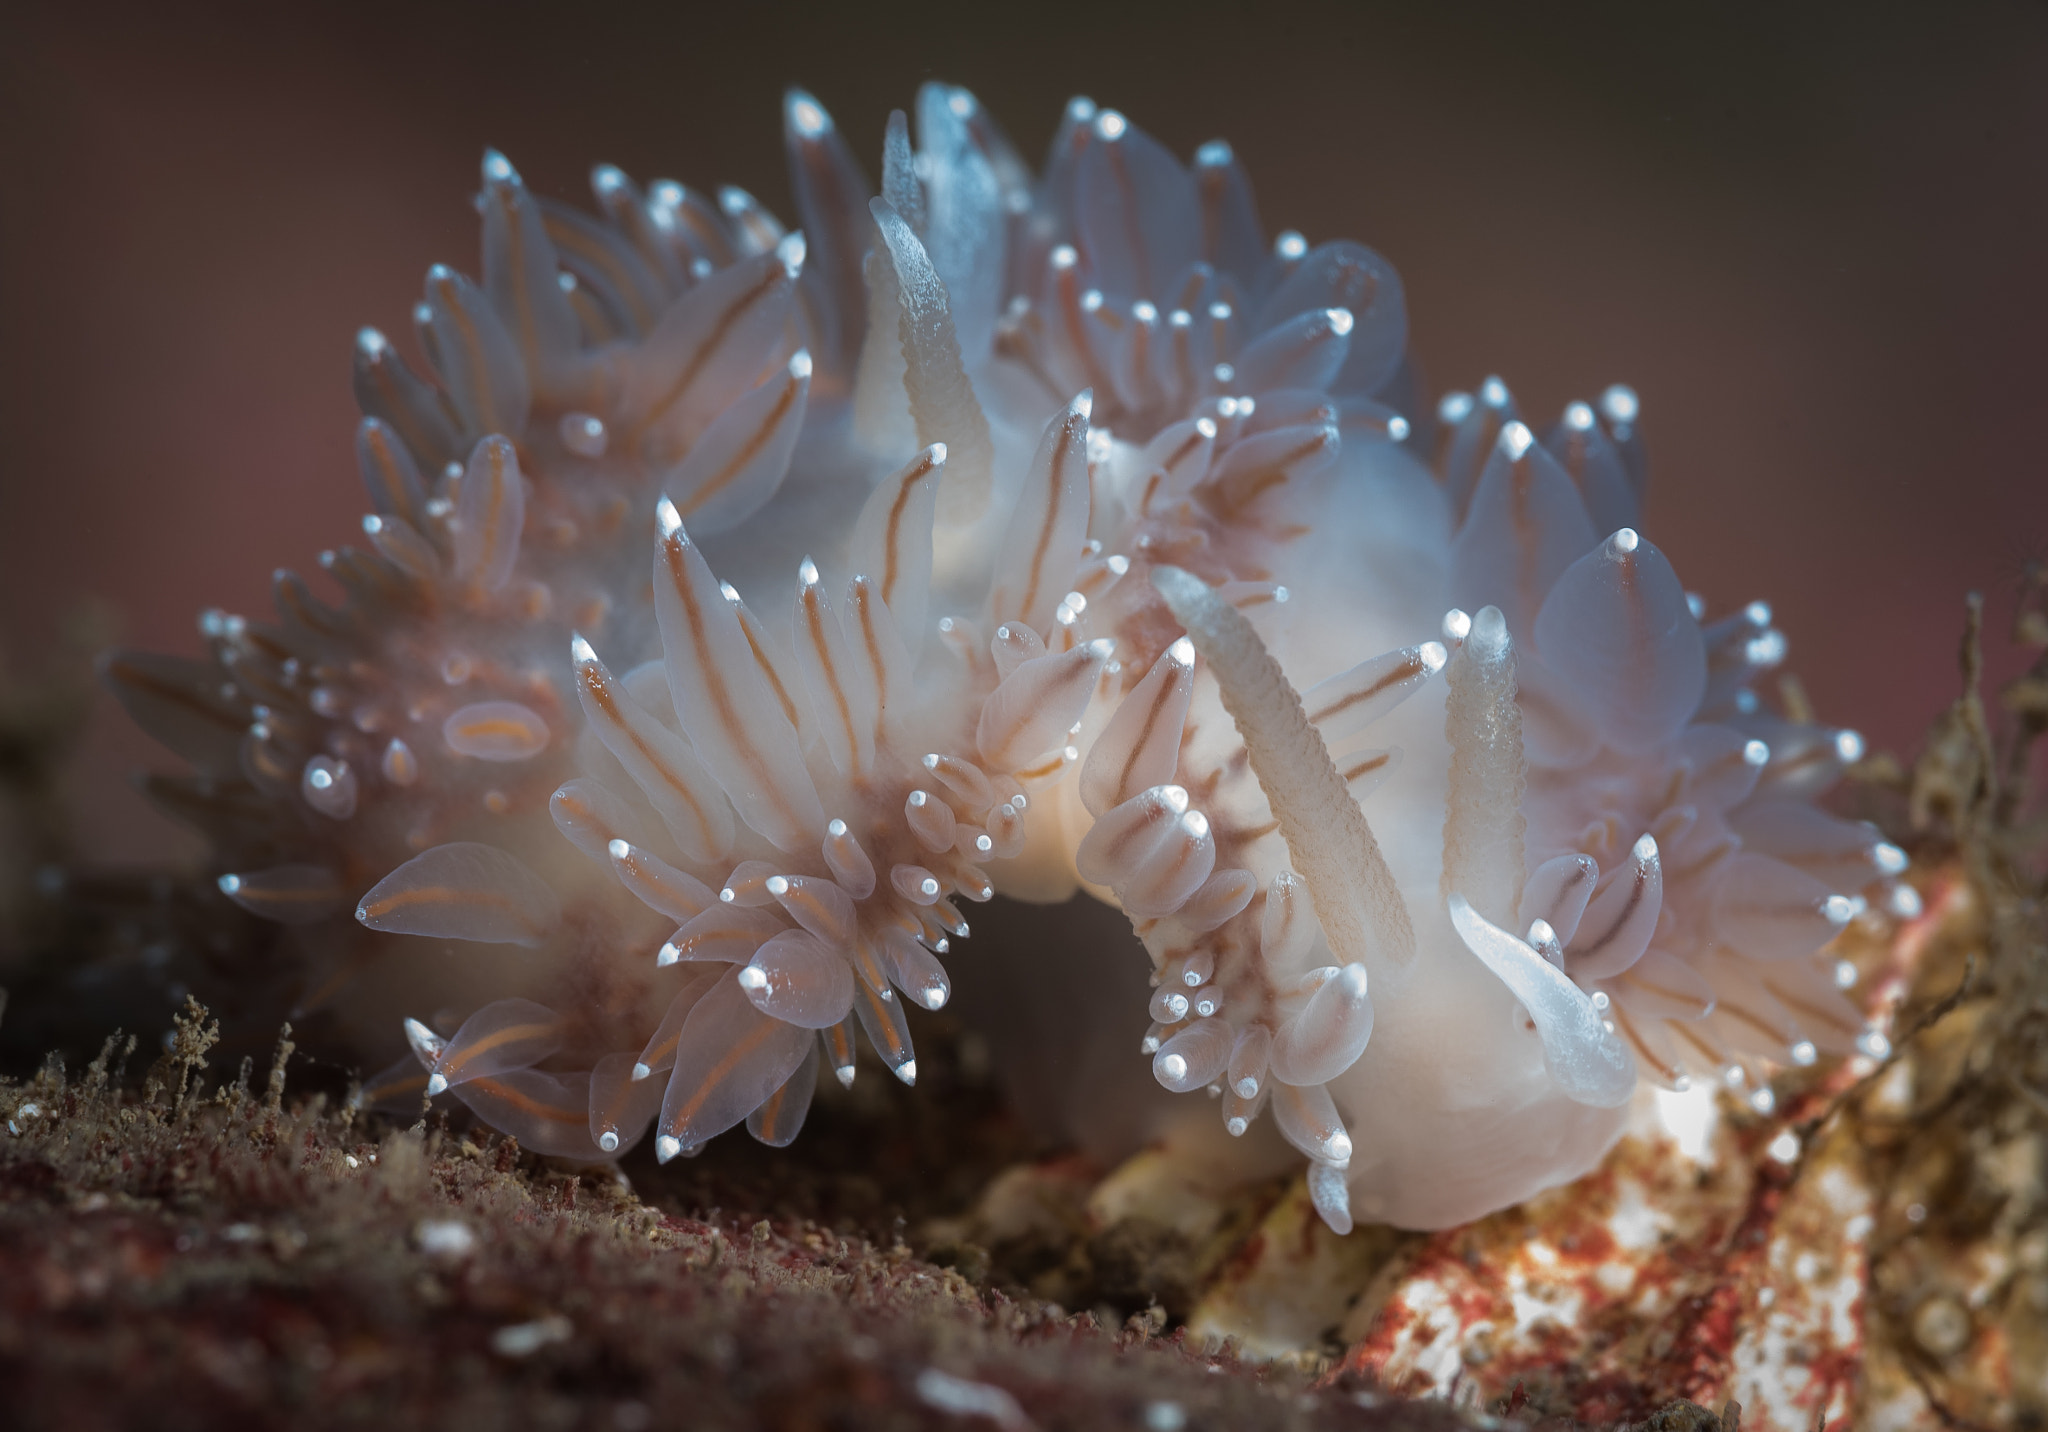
top-left (4, 0), bottom-right (2045, 866)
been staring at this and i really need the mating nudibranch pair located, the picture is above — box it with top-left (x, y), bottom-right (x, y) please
top-left (106, 85), bottom-right (1905, 1233)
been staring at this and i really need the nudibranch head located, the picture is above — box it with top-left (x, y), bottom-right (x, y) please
top-left (104, 83), bottom-right (1903, 1231)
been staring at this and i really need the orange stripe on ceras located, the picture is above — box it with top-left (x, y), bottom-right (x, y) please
top-left (724, 199), bottom-right (777, 252)
top-left (801, 586), bottom-right (861, 773)
top-left (1771, 745), bottom-right (1838, 782)
top-left (242, 883), bottom-right (342, 905)
top-left (361, 1069), bottom-right (431, 1104)
top-left (108, 661), bottom-right (243, 735)
top-left (1120, 316), bottom-right (1151, 403)
top-left (562, 268), bottom-right (619, 346)
top-left (1710, 995), bottom-right (1791, 1046)
top-left (1139, 471), bottom-right (1164, 516)
top-left (1308, 653), bottom-right (1424, 726)
top-left (1114, 662), bottom-right (1185, 800)
top-left (496, 185), bottom-right (540, 373)
top-left (1159, 426), bottom-right (1206, 483)
top-left (1615, 967), bottom-right (1712, 1019)
top-left (1014, 413), bottom-right (1084, 622)
top-left (552, 789), bottom-right (604, 828)
top-left (1210, 432), bottom-right (1326, 514)
top-left (240, 626), bottom-right (295, 666)
top-left (1571, 864), bottom-right (1651, 959)
top-left (1669, 1018), bottom-right (1723, 1067)
top-left (854, 981), bottom-right (908, 1061)
top-left (544, 217), bottom-right (656, 333)
top-left (361, 884), bottom-right (542, 934)
top-left (578, 662), bottom-right (717, 841)
top-left (778, 883), bottom-right (834, 936)
top-left (676, 908), bottom-right (771, 956)
top-left (440, 1020), bottom-right (557, 1080)
top-left (1098, 805), bottom-right (1178, 869)
top-left (1152, 838), bottom-right (1201, 886)
top-left (661, 533), bottom-right (807, 838)
top-left (822, 1020), bottom-right (856, 1069)
top-left (230, 660), bottom-right (296, 711)
top-left (666, 1012), bottom-right (783, 1130)
top-left (616, 850), bottom-right (704, 917)
top-left (297, 958), bottom-right (360, 1016)
top-left (479, 441), bottom-right (513, 578)
top-left (751, 1077), bottom-right (796, 1141)
top-left (733, 606), bottom-right (803, 732)
top-left (360, 425), bottom-right (417, 521)
top-left (1759, 976), bottom-right (1861, 1038)
top-left (1611, 1004), bottom-right (1685, 1085)
top-left (466, 1075), bottom-right (585, 1124)
top-left (850, 939), bottom-right (890, 995)
top-left (670, 195), bottom-right (732, 266)
top-left (1342, 752), bottom-right (1392, 784)
top-left (453, 716), bottom-right (541, 744)
top-left (632, 261), bottom-right (786, 443)
top-left (1261, 895), bottom-right (1305, 954)
top-left (880, 450), bottom-right (941, 610)
top-left (366, 358), bottom-right (444, 471)
top-left (432, 271), bottom-right (502, 434)
top-left (275, 576), bottom-right (342, 637)
top-left (849, 582), bottom-right (890, 724)
top-left (678, 371), bottom-right (799, 516)
top-left (642, 1028), bottom-right (682, 1071)
top-left (1055, 265), bottom-right (1103, 387)
top-left (1610, 544), bottom-right (1658, 709)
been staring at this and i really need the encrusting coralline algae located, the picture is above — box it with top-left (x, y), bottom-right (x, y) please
top-left (102, 84), bottom-right (1910, 1234)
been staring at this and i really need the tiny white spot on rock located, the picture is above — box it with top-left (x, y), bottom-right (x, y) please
top-left (413, 1218), bottom-right (478, 1259)
top-left (491, 1314), bottom-right (572, 1358)
top-left (914, 1368), bottom-right (1032, 1430)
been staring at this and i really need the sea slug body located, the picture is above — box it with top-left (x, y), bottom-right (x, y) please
top-left (104, 85), bottom-right (1906, 1231)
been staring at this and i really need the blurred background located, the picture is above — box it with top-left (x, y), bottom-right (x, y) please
top-left (3, 0), bottom-right (2045, 869)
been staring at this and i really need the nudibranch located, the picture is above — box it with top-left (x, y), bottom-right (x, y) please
top-left (103, 85), bottom-right (1906, 1232)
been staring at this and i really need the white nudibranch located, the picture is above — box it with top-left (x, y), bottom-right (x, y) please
top-left (106, 83), bottom-right (1902, 1232)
